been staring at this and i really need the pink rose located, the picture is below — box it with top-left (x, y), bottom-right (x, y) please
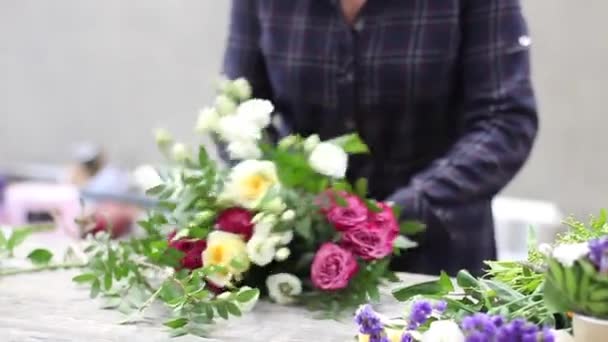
top-left (216, 207), bottom-right (254, 240)
top-left (368, 202), bottom-right (399, 241)
top-left (311, 243), bottom-right (359, 290)
top-left (325, 193), bottom-right (369, 231)
top-left (341, 221), bottom-right (395, 261)
top-left (168, 231), bottom-right (207, 270)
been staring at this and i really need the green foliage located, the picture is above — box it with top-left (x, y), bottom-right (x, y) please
top-left (0, 228), bottom-right (33, 257)
top-left (27, 248), bottom-right (53, 265)
top-left (328, 134), bottom-right (369, 154)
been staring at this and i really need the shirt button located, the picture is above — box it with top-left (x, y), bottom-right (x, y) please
top-left (345, 119), bottom-right (356, 130)
top-left (354, 19), bottom-right (365, 32)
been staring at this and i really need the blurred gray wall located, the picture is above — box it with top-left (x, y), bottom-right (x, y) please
top-left (0, 1), bottom-right (606, 216)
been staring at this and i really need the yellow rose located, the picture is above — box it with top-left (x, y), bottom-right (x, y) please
top-left (221, 160), bottom-right (279, 209)
top-left (202, 231), bottom-right (250, 287)
top-left (358, 328), bottom-right (404, 342)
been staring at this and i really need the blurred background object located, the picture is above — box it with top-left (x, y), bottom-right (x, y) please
top-left (0, 1), bottom-right (605, 253)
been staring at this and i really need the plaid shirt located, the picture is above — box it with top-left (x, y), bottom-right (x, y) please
top-left (223, 0), bottom-right (537, 275)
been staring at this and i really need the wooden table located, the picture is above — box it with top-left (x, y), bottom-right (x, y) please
top-left (0, 230), bottom-right (432, 342)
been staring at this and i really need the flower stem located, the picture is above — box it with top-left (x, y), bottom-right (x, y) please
top-left (0, 262), bottom-right (87, 276)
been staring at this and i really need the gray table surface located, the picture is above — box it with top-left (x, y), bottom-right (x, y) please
top-left (0, 229), bottom-right (432, 342)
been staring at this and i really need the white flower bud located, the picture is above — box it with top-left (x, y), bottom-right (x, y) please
top-left (263, 197), bottom-right (286, 214)
top-left (303, 134), bottom-right (321, 152)
top-left (275, 247), bottom-right (290, 261)
top-left (266, 273), bottom-right (302, 305)
top-left (171, 143), bottom-right (189, 162)
top-left (215, 94), bottom-right (237, 116)
top-left (538, 243), bottom-right (553, 257)
top-left (281, 209), bottom-right (295, 222)
top-left (227, 140), bottom-right (262, 160)
top-left (195, 107), bottom-right (220, 133)
top-left (279, 231), bottom-right (293, 245)
top-left (247, 235), bottom-right (276, 266)
top-left (132, 164), bottom-right (163, 190)
top-left (154, 128), bottom-right (173, 147)
top-left (308, 142), bottom-right (348, 179)
top-left (231, 78), bottom-right (252, 101)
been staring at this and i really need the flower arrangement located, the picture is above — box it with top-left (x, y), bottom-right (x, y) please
top-left (0, 77), bottom-right (422, 337)
top-left (354, 300), bottom-right (555, 342)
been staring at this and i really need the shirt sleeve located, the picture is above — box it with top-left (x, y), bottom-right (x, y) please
top-left (387, 0), bottom-right (538, 220)
top-left (222, 0), bottom-right (273, 99)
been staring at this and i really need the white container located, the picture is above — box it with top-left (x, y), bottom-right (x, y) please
top-left (573, 314), bottom-right (608, 342)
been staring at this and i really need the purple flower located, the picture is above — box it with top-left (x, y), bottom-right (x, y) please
top-left (461, 314), bottom-right (554, 342)
top-left (588, 237), bottom-right (608, 273)
top-left (400, 332), bottom-right (413, 342)
top-left (355, 305), bottom-right (384, 335)
top-left (434, 300), bottom-right (448, 313)
top-left (407, 300), bottom-right (433, 329)
top-left (461, 313), bottom-right (497, 337)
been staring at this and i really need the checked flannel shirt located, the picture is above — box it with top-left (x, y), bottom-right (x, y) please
top-left (222, 0), bottom-right (538, 276)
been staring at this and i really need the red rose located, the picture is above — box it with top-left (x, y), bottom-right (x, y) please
top-left (311, 243), bottom-right (359, 290)
top-left (325, 193), bottom-right (369, 231)
top-left (341, 221), bottom-right (395, 261)
top-left (368, 202), bottom-right (399, 241)
top-left (168, 231), bottom-right (207, 270)
top-left (216, 207), bottom-right (254, 240)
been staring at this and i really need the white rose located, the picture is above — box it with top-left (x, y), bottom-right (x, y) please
top-left (275, 247), bottom-right (291, 261)
top-left (132, 165), bottom-right (163, 191)
top-left (308, 142), bottom-right (348, 178)
top-left (237, 99), bottom-right (274, 129)
top-left (217, 115), bottom-right (261, 143)
top-left (221, 160), bottom-right (279, 209)
top-left (247, 235), bottom-right (276, 266)
top-left (266, 273), bottom-right (302, 305)
top-left (195, 107), bottom-right (220, 133)
top-left (421, 320), bottom-right (465, 342)
top-left (552, 243), bottom-right (590, 267)
top-left (231, 78), bottom-right (253, 101)
top-left (215, 94), bottom-right (237, 116)
top-left (171, 143), bottom-right (189, 162)
top-left (227, 140), bottom-right (262, 160)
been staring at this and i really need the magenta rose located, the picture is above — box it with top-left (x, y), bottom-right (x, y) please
top-left (325, 193), bottom-right (369, 231)
top-left (215, 207), bottom-right (254, 240)
top-left (311, 242), bottom-right (359, 290)
top-left (368, 202), bottom-right (399, 241)
top-left (341, 221), bottom-right (395, 261)
top-left (168, 231), bottom-right (207, 270)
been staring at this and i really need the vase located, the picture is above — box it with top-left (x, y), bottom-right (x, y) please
top-left (573, 314), bottom-right (608, 342)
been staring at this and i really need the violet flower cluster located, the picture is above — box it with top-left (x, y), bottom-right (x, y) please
top-left (588, 236), bottom-right (608, 273)
top-left (461, 313), bottom-right (554, 342)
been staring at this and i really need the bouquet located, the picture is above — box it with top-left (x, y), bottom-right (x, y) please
top-left (9, 77), bottom-right (418, 336)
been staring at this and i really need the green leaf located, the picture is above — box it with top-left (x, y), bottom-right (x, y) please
top-left (7, 228), bottom-right (32, 251)
top-left (295, 216), bottom-right (313, 241)
top-left (104, 272), bottom-right (113, 291)
top-left (226, 302), bottom-right (242, 316)
top-left (367, 285), bottom-right (380, 302)
top-left (72, 273), bottom-right (97, 284)
top-left (456, 270), bottom-right (480, 289)
top-left (198, 146), bottom-right (210, 168)
top-left (146, 184), bottom-right (166, 196)
top-left (215, 302), bottom-right (229, 319)
top-left (236, 288), bottom-right (260, 303)
top-left (328, 133), bottom-right (369, 154)
top-left (393, 272), bottom-right (453, 301)
top-left (364, 199), bottom-right (382, 213)
top-left (0, 229), bottom-right (6, 248)
top-left (90, 279), bottom-right (101, 298)
top-left (204, 303), bottom-right (215, 320)
top-left (394, 236), bottom-right (418, 250)
top-left (27, 248), bottom-right (53, 265)
top-left (354, 178), bottom-right (368, 197)
top-left (164, 317), bottom-right (189, 329)
top-left (399, 221), bottom-right (426, 236)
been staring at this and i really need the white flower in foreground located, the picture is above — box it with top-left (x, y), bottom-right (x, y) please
top-left (281, 210), bottom-right (295, 222)
top-left (195, 107), bottom-right (220, 133)
top-left (421, 320), bottom-right (465, 342)
top-left (154, 128), bottom-right (173, 147)
top-left (221, 160), bottom-right (279, 209)
top-left (308, 142), bottom-right (348, 178)
top-left (217, 115), bottom-right (262, 143)
top-left (132, 165), bottom-right (162, 190)
top-left (231, 77), bottom-right (253, 101)
top-left (275, 247), bottom-right (290, 261)
top-left (215, 94), bottom-right (237, 116)
top-left (237, 99), bottom-right (274, 129)
top-left (303, 134), bottom-right (321, 152)
top-left (279, 231), bottom-right (293, 245)
top-left (227, 140), bottom-right (262, 160)
top-left (552, 242), bottom-right (590, 267)
top-left (266, 273), bottom-right (302, 305)
top-left (171, 143), bottom-right (189, 162)
top-left (247, 235), bottom-right (277, 266)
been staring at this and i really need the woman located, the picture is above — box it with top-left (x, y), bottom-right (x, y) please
top-left (222, 0), bottom-right (537, 276)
